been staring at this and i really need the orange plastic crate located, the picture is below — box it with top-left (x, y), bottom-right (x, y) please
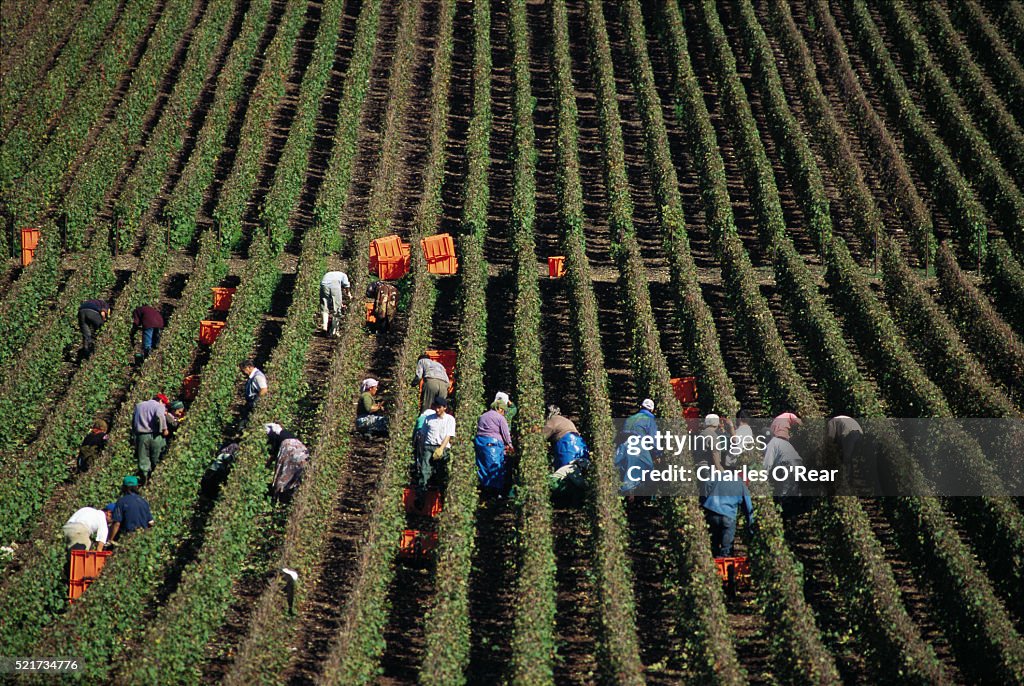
top-left (670, 377), bottom-right (698, 405)
top-left (376, 255), bottom-right (409, 280)
top-left (68, 550), bottom-right (113, 603)
top-left (21, 248), bottom-right (35, 267)
top-left (683, 405), bottom-right (702, 432)
top-left (365, 301), bottom-right (377, 324)
top-left (548, 256), bottom-right (565, 278)
top-left (21, 227), bottom-right (40, 251)
top-left (399, 529), bottom-right (438, 559)
top-left (211, 287), bottom-right (236, 312)
top-left (403, 488), bottom-right (443, 517)
top-left (424, 349), bottom-right (457, 377)
top-left (370, 235), bottom-right (409, 273)
top-left (198, 320), bottom-right (225, 345)
top-left (182, 374), bottom-right (201, 401)
top-left (420, 233), bottom-right (458, 275)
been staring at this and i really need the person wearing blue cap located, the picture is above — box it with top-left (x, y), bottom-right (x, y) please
top-left (108, 476), bottom-right (154, 541)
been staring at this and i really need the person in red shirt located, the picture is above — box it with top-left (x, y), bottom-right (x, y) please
top-left (131, 304), bottom-right (165, 357)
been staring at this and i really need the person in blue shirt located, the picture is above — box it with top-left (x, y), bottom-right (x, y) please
top-left (614, 398), bottom-right (661, 494)
top-left (108, 476), bottom-right (154, 541)
top-left (700, 468), bottom-right (754, 557)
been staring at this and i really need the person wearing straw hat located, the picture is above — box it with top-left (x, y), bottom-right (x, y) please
top-left (356, 378), bottom-right (388, 435)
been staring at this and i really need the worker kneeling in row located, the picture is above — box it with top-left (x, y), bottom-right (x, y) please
top-left (542, 405), bottom-right (591, 505)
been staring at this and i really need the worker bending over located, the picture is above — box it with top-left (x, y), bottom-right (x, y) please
top-left (475, 399), bottom-right (514, 496)
top-left (108, 476), bottom-right (154, 541)
top-left (62, 504), bottom-right (115, 551)
top-left (320, 271), bottom-right (351, 337)
top-left (413, 353), bottom-right (449, 411)
top-left (78, 299), bottom-right (110, 358)
top-left (130, 304), bottom-right (165, 358)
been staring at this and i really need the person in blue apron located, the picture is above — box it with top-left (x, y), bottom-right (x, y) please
top-left (475, 399), bottom-right (514, 497)
top-left (614, 399), bottom-right (660, 495)
top-left (542, 405), bottom-right (589, 469)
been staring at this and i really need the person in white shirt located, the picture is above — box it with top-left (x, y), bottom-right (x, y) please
top-left (62, 505), bottom-right (115, 550)
top-left (416, 397), bottom-right (456, 494)
top-left (240, 360), bottom-right (268, 412)
top-left (320, 271), bottom-right (351, 337)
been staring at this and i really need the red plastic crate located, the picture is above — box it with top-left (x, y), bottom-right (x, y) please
top-left (198, 320), bottom-right (225, 345)
top-left (714, 556), bottom-right (751, 595)
top-left (365, 301), bottom-right (377, 324)
top-left (399, 529), bottom-right (438, 559)
top-left (211, 287), bottom-right (236, 312)
top-left (683, 405), bottom-right (702, 433)
top-left (182, 374), bottom-right (201, 401)
top-left (68, 550), bottom-right (113, 603)
top-left (548, 256), bottom-right (565, 278)
top-left (403, 488), bottom-right (443, 517)
top-left (670, 377), bottom-right (698, 405)
top-left (376, 255), bottom-right (409, 280)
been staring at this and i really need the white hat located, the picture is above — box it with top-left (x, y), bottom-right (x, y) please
top-left (264, 422), bottom-right (283, 435)
top-left (641, 398), bottom-right (655, 412)
top-left (360, 378), bottom-right (379, 392)
top-left (494, 391), bottom-right (511, 405)
top-left (704, 413), bottom-right (720, 428)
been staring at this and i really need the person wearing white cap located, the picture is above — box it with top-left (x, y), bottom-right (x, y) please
top-left (694, 413), bottom-right (723, 471)
top-left (492, 391), bottom-right (518, 423)
top-left (614, 399), bottom-right (660, 494)
top-left (356, 378), bottom-right (388, 435)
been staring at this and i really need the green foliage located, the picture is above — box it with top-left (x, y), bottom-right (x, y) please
top-left (935, 242), bottom-right (1024, 394)
top-left (210, 0), bottom-right (309, 249)
top-left (911, 1), bottom-right (1024, 185)
top-left (871, 0), bottom-right (1024, 253)
top-left (0, 0), bottom-right (154, 220)
top-left (0, 226), bottom-right (61, 370)
top-left (947, 0), bottom-right (1024, 127)
top-left (58, 0), bottom-right (213, 250)
top-left (163, 0), bottom-right (280, 247)
top-left (506, 1), bottom-right (557, 682)
top-left (1, 0), bottom-right (119, 132)
top-left (796, 0), bottom-right (933, 260)
top-left (0, 238), bottom-right (115, 453)
top-left (0, 234), bottom-right (167, 544)
top-left (985, 238), bottom-right (1024, 336)
top-left (841, 0), bottom-right (992, 256)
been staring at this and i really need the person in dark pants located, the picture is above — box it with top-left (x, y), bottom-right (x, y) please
top-left (78, 299), bottom-right (109, 357)
top-left (77, 419), bottom-right (109, 473)
top-left (700, 467), bottom-right (755, 557)
top-left (130, 304), bottom-right (165, 357)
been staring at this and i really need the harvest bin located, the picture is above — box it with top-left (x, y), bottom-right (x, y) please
top-left (211, 287), bottom-right (236, 312)
top-left (420, 233), bottom-right (458, 275)
top-left (548, 255), bottom-right (565, 278)
top-left (68, 550), bottom-right (113, 602)
top-left (21, 227), bottom-right (40, 267)
top-left (399, 529), bottom-right (438, 559)
top-left (369, 235), bottom-right (411, 280)
top-left (403, 487), bottom-right (443, 517)
top-left (182, 374), bottom-right (201, 401)
top-left (198, 320), bottom-right (226, 345)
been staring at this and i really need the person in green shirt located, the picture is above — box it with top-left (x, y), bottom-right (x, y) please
top-left (356, 378), bottom-right (388, 436)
